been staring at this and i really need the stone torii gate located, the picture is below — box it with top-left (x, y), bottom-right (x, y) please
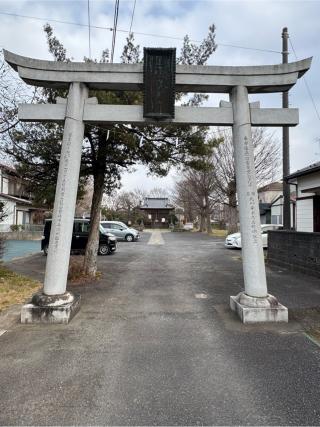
top-left (4, 49), bottom-right (311, 324)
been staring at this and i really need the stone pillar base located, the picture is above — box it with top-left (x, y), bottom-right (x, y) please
top-left (21, 292), bottom-right (80, 324)
top-left (230, 292), bottom-right (288, 323)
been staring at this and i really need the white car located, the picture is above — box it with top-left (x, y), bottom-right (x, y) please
top-left (183, 222), bottom-right (194, 230)
top-left (225, 224), bottom-right (282, 249)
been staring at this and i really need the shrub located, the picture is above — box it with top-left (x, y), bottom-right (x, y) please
top-left (10, 224), bottom-right (20, 232)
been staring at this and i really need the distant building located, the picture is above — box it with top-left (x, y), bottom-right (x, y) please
top-left (270, 194), bottom-right (296, 227)
top-left (0, 164), bottom-right (45, 231)
top-left (258, 182), bottom-right (283, 204)
top-left (139, 197), bottom-right (174, 228)
top-left (286, 162), bottom-right (320, 232)
top-left (258, 182), bottom-right (283, 224)
top-left (258, 181), bottom-right (295, 225)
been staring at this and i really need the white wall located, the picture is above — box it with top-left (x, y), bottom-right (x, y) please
top-left (294, 171), bottom-right (320, 232)
top-left (0, 197), bottom-right (16, 231)
top-left (271, 203), bottom-right (282, 216)
top-left (17, 210), bottom-right (24, 225)
top-left (296, 198), bottom-right (313, 232)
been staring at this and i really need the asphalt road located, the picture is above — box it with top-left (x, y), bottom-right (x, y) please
top-left (0, 231), bottom-right (320, 425)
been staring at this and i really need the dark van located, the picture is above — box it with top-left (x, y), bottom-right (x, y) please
top-left (41, 218), bottom-right (117, 256)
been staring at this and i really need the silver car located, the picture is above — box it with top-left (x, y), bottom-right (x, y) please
top-left (100, 221), bottom-right (140, 242)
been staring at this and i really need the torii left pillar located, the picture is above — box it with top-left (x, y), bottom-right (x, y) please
top-left (21, 82), bottom-right (88, 323)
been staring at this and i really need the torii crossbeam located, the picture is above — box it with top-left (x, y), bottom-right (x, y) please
top-left (4, 49), bottom-right (312, 324)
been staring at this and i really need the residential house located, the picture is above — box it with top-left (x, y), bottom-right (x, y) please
top-left (139, 197), bottom-right (175, 228)
top-left (0, 164), bottom-right (44, 231)
top-left (258, 182), bottom-right (283, 224)
top-left (269, 194), bottom-right (296, 227)
top-left (286, 162), bottom-right (320, 232)
top-left (258, 181), bottom-right (296, 225)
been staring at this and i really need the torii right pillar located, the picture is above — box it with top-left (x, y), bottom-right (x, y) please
top-left (230, 85), bottom-right (288, 323)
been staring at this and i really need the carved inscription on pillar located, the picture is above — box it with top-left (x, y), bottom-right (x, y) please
top-left (143, 47), bottom-right (176, 120)
top-left (52, 129), bottom-right (72, 252)
top-left (243, 136), bottom-right (259, 245)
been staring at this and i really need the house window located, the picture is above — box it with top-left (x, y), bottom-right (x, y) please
top-left (8, 181), bottom-right (15, 195)
top-left (2, 178), bottom-right (8, 194)
top-left (271, 215), bottom-right (278, 224)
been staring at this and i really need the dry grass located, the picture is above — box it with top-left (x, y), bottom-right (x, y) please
top-left (68, 256), bottom-right (86, 282)
top-left (307, 329), bottom-right (320, 345)
top-left (210, 229), bottom-right (228, 237)
top-left (0, 265), bottom-right (41, 312)
top-left (0, 257), bottom-right (101, 312)
top-left (68, 256), bottom-right (101, 285)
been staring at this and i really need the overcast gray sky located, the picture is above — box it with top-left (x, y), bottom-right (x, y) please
top-left (1, 0), bottom-right (319, 192)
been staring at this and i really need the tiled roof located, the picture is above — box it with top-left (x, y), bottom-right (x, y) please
top-left (0, 193), bottom-right (32, 205)
top-left (0, 163), bottom-right (18, 175)
top-left (286, 161), bottom-right (320, 180)
top-left (258, 182), bottom-right (283, 192)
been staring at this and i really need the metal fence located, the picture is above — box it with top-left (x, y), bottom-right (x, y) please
top-left (22, 224), bottom-right (44, 232)
top-left (0, 223), bottom-right (44, 233)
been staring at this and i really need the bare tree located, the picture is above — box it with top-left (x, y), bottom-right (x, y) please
top-left (116, 191), bottom-right (140, 223)
top-left (132, 187), bottom-right (148, 206)
top-left (102, 188), bottom-right (146, 224)
top-left (174, 160), bottom-right (218, 233)
top-left (174, 127), bottom-right (280, 233)
top-left (0, 52), bottom-right (36, 136)
top-left (211, 127), bottom-right (280, 232)
top-left (148, 187), bottom-right (169, 198)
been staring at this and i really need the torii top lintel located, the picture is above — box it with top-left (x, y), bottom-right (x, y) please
top-left (4, 50), bottom-right (312, 94)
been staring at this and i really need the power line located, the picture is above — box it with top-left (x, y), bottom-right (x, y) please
top-left (129, 0), bottom-right (136, 35)
top-left (87, 0), bottom-right (91, 58)
top-left (289, 37), bottom-right (320, 123)
top-left (0, 11), bottom-right (113, 31)
top-left (0, 10), bottom-right (282, 55)
top-left (110, 0), bottom-right (120, 63)
top-left (218, 42), bottom-right (281, 54)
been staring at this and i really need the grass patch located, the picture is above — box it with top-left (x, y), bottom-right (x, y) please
top-left (0, 265), bottom-right (41, 312)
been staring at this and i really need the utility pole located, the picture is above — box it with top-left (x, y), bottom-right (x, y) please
top-left (282, 27), bottom-right (291, 229)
